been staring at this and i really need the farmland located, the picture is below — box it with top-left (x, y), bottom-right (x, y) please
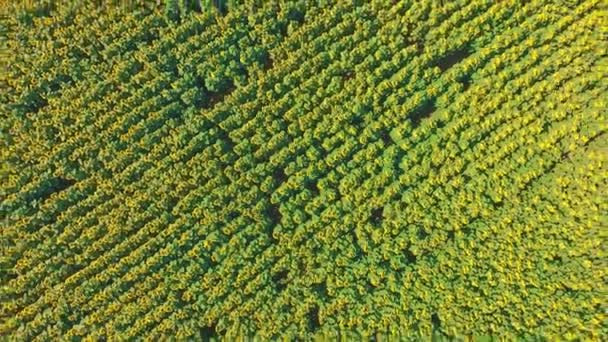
top-left (1, 0), bottom-right (606, 340)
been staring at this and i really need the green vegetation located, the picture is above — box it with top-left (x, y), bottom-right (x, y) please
top-left (1, 0), bottom-right (606, 340)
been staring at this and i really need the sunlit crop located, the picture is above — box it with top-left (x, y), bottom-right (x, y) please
top-left (1, 0), bottom-right (606, 340)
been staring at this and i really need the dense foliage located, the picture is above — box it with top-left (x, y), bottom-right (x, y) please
top-left (1, 0), bottom-right (606, 340)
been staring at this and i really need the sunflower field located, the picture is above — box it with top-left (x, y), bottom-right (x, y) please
top-left (1, 0), bottom-right (607, 340)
